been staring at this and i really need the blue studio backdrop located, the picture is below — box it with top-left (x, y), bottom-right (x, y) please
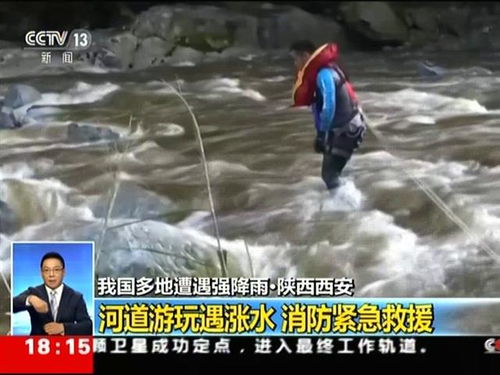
top-left (11, 242), bottom-right (94, 335)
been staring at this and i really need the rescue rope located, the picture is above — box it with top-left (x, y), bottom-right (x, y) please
top-left (360, 108), bottom-right (500, 263)
top-left (162, 80), bottom-right (228, 277)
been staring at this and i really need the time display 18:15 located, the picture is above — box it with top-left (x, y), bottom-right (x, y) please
top-left (25, 338), bottom-right (92, 356)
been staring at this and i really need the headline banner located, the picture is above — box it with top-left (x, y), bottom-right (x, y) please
top-left (95, 298), bottom-right (500, 336)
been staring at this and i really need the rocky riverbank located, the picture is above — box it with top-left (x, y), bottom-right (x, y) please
top-left (0, 2), bottom-right (499, 76)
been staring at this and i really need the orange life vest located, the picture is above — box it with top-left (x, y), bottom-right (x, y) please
top-left (292, 43), bottom-right (358, 108)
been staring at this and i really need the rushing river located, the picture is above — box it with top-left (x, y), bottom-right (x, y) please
top-left (1, 49), bottom-right (500, 328)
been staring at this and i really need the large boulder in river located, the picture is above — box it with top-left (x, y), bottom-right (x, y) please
top-left (339, 1), bottom-right (408, 46)
top-left (3, 84), bottom-right (41, 109)
top-left (0, 200), bottom-right (17, 234)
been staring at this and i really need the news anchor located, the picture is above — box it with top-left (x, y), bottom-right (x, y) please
top-left (12, 252), bottom-right (92, 335)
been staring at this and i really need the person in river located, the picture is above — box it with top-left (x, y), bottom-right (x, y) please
top-left (290, 40), bottom-right (367, 190)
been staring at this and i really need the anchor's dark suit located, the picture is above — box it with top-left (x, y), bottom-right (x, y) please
top-left (13, 283), bottom-right (92, 335)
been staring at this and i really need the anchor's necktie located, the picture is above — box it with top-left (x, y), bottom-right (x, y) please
top-left (50, 290), bottom-right (58, 321)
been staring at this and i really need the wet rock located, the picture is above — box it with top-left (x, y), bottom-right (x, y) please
top-left (67, 122), bottom-right (120, 143)
top-left (59, 4), bottom-right (349, 71)
top-left (340, 1), bottom-right (408, 45)
top-left (99, 5), bottom-right (239, 69)
top-left (0, 200), bottom-right (17, 234)
top-left (3, 84), bottom-right (41, 109)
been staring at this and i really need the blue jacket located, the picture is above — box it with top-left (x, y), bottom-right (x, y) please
top-left (312, 67), bottom-right (338, 133)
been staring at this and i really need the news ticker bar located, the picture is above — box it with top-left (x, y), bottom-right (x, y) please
top-left (1, 336), bottom-right (499, 374)
top-left (94, 298), bottom-right (500, 336)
